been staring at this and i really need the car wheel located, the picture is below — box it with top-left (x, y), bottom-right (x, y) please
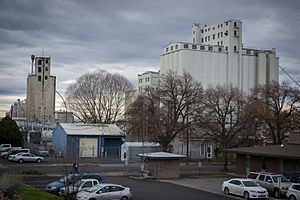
top-left (37, 159), bottom-right (42, 163)
top-left (289, 195), bottom-right (296, 200)
top-left (19, 159), bottom-right (24, 163)
top-left (224, 187), bottom-right (229, 195)
top-left (121, 197), bottom-right (128, 200)
top-left (274, 188), bottom-right (280, 199)
top-left (244, 191), bottom-right (249, 199)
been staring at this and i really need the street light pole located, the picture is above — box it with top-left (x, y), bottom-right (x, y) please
top-left (186, 104), bottom-right (189, 165)
top-left (56, 90), bottom-right (67, 123)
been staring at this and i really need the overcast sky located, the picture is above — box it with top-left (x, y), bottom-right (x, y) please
top-left (0, 0), bottom-right (300, 116)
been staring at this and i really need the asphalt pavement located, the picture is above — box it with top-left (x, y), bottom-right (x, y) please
top-left (0, 158), bottom-right (282, 199)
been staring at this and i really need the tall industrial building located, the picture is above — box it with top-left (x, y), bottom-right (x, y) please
top-left (26, 55), bottom-right (56, 123)
top-left (160, 19), bottom-right (279, 94)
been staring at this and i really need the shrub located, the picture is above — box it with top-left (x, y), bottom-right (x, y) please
top-left (0, 173), bottom-right (22, 200)
top-left (22, 170), bottom-right (44, 175)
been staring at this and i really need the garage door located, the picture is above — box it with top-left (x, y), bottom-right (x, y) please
top-left (79, 138), bottom-right (98, 157)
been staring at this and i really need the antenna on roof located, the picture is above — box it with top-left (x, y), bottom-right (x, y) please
top-left (31, 54), bottom-right (35, 74)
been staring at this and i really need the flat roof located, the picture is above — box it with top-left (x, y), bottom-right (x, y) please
top-left (122, 142), bottom-right (160, 147)
top-left (224, 144), bottom-right (300, 159)
top-left (59, 123), bottom-right (125, 136)
top-left (138, 152), bottom-right (186, 160)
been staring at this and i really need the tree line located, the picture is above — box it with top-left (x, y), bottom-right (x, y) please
top-left (65, 70), bottom-right (300, 170)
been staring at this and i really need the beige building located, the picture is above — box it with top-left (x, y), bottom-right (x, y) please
top-left (138, 71), bottom-right (160, 93)
top-left (54, 110), bottom-right (74, 123)
top-left (26, 56), bottom-right (56, 123)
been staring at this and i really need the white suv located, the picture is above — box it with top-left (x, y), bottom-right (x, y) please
top-left (247, 172), bottom-right (292, 198)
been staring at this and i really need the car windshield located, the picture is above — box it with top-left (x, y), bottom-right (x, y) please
top-left (86, 186), bottom-right (100, 193)
top-left (75, 180), bottom-right (84, 187)
top-left (242, 181), bottom-right (258, 187)
top-left (58, 177), bottom-right (66, 182)
top-left (272, 175), bottom-right (289, 183)
top-left (58, 174), bottom-right (77, 183)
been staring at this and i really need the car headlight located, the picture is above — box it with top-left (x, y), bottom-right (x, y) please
top-left (250, 190), bottom-right (257, 193)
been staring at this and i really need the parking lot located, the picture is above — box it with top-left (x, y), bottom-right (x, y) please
top-left (0, 156), bottom-right (289, 199)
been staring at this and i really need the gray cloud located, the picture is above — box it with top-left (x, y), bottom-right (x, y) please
top-left (0, 0), bottom-right (300, 115)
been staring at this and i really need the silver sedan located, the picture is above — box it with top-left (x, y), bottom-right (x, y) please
top-left (76, 183), bottom-right (132, 200)
top-left (11, 152), bottom-right (44, 163)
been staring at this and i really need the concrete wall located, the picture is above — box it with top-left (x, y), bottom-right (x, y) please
top-left (26, 57), bottom-right (56, 123)
top-left (161, 20), bottom-right (279, 95)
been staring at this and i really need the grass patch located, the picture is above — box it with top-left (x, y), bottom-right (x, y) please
top-left (20, 185), bottom-right (63, 200)
top-left (22, 170), bottom-right (45, 175)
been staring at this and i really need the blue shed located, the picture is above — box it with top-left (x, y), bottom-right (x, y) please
top-left (52, 123), bottom-right (125, 158)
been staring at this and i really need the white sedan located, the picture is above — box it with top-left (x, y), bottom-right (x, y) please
top-left (76, 183), bottom-right (132, 200)
top-left (287, 183), bottom-right (300, 200)
top-left (222, 178), bottom-right (268, 199)
top-left (10, 152), bottom-right (44, 163)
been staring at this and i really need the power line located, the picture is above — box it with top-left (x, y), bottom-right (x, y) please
top-left (279, 65), bottom-right (300, 88)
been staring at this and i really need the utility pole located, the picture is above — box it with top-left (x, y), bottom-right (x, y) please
top-left (186, 104), bottom-right (189, 165)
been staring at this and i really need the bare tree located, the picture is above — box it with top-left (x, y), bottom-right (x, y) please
top-left (195, 85), bottom-right (249, 171)
top-left (65, 70), bottom-right (133, 124)
top-left (124, 93), bottom-right (156, 142)
top-left (250, 81), bottom-right (300, 144)
top-left (125, 71), bottom-right (203, 151)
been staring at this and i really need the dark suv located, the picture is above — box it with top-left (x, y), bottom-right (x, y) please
top-left (46, 172), bottom-right (104, 195)
top-left (282, 172), bottom-right (300, 183)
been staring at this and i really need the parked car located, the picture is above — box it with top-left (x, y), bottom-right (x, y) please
top-left (0, 147), bottom-right (20, 158)
top-left (247, 172), bottom-right (292, 198)
top-left (59, 178), bottom-right (100, 196)
top-left (0, 144), bottom-right (11, 152)
top-left (8, 149), bottom-right (30, 160)
top-left (222, 178), bottom-right (268, 199)
top-left (10, 152), bottom-right (44, 163)
top-left (46, 172), bottom-right (104, 195)
top-left (283, 172), bottom-right (300, 184)
top-left (2, 147), bottom-right (22, 159)
top-left (287, 183), bottom-right (300, 200)
top-left (246, 172), bottom-right (260, 180)
top-left (76, 183), bottom-right (132, 200)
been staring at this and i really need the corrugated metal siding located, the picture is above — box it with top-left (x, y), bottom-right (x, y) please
top-left (104, 138), bottom-right (123, 157)
top-left (66, 135), bottom-right (80, 157)
top-left (52, 126), bottom-right (67, 154)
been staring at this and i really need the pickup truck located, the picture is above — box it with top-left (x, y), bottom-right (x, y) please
top-left (58, 178), bottom-right (100, 196)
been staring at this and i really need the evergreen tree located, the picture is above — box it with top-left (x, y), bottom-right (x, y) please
top-left (0, 116), bottom-right (23, 146)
